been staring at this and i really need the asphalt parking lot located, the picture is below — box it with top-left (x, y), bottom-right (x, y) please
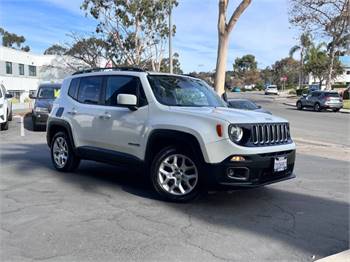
top-left (1, 94), bottom-right (349, 262)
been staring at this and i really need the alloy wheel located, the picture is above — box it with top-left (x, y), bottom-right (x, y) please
top-left (157, 154), bottom-right (198, 196)
top-left (53, 137), bottom-right (68, 168)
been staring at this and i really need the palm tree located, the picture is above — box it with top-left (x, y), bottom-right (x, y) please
top-left (289, 33), bottom-right (312, 89)
top-left (304, 43), bottom-right (328, 87)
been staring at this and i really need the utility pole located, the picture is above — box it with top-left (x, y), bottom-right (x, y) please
top-left (169, 0), bottom-right (173, 74)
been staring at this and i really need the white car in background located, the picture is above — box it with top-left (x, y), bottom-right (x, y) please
top-left (265, 85), bottom-right (279, 95)
top-left (0, 84), bottom-right (13, 131)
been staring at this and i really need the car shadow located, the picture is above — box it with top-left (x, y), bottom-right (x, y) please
top-left (1, 142), bottom-right (348, 258)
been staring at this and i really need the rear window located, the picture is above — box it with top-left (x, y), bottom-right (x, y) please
top-left (37, 86), bottom-right (61, 99)
top-left (68, 78), bottom-right (80, 100)
top-left (324, 92), bottom-right (339, 98)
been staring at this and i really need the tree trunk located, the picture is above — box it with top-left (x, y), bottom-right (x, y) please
top-left (325, 47), bottom-right (335, 90)
top-left (214, 34), bottom-right (229, 96)
top-left (214, 0), bottom-right (251, 95)
top-left (299, 49), bottom-right (304, 89)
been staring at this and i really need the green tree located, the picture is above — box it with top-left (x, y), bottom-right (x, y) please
top-left (44, 44), bottom-right (67, 55)
top-left (289, 0), bottom-right (349, 89)
top-left (233, 54), bottom-right (260, 86)
top-left (271, 57), bottom-right (299, 88)
top-left (0, 28), bottom-right (30, 52)
top-left (81, 0), bottom-right (178, 71)
top-left (160, 53), bottom-right (183, 74)
top-left (289, 32), bottom-right (312, 89)
top-left (304, 43), bottom-right (343, 87)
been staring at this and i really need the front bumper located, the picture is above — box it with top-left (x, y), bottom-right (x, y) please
top-left (205, 149), bottom-right (295, 189)
top-left (32, 111), bottom-right (49, 125)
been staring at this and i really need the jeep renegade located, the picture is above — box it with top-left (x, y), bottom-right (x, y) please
top-left (47, 68), bottom-right (296, 201)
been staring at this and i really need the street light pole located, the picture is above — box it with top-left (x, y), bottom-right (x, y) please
top-left (169, 0), bottom-right (173, 74)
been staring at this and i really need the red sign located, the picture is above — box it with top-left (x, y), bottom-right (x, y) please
top-left (280, 76), bottom-right (288, 81)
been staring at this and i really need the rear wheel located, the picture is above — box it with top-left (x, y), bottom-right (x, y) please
top-left (296, 101), bottom-right (303, 110)
top-left (0, 120), bottom-right (9, 131)
top-left (150, 147), bottom-right (201, 202)
top-left (314, 103), bottom-right (321, 112)
top-left (51, 131), bottom-right (80, 172)
top-left (333, 108), bottom-right (340, 112)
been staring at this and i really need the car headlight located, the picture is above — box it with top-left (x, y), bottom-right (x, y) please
top-left (228, 125), bottom-right (244, 143)
top-left (34, 107), bottom-right (49, 113)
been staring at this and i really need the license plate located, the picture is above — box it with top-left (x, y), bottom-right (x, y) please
top-left (274, 157), bottom-right (287, 172)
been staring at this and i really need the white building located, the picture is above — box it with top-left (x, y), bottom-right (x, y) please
top-left (0, 46), bottom-right (93, 102)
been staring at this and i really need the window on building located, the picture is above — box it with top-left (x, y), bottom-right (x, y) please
top-left (8, 90), bottom-right (22, 100)
top-left (6, 62), bottom-right (12, 74)
top-left (28, 65), bottom-right (36, 76)
top-left (19, 64), bottom-right (25, 75)
top-left (77, 76), bottom-right (102, 104)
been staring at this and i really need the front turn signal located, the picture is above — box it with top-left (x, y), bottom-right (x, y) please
top-left (216, 124), bottom-right (223, 137)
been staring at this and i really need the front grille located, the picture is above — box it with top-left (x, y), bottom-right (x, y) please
top-left (251, 123), bottom-right (290, 146)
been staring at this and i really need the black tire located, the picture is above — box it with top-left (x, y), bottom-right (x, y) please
top-left (333, 108), bottom-right (340, 112)
top-left (32, 117), bottom-right (39, 131)
top-left (296, 101), bottom-right (303, 110)
top-left (8, 110), bottom-right (12, 121)
top-left (51, 131), bottom-right (80, 172)
top-left (150, 146), bottom-right (201, 202)
top-left (314, 103), bottom-right (321, 112)
top-left (0, 121), bottom-right (9, 131)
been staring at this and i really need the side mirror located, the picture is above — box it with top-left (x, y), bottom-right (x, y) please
top-left (257, 105), bottom-right (262, 109)
top-left (117, 94), bottom-right (138, 111)
top-left (5, 94), bottom-right (13, 99)
top-left (29, 94), bottom-right (36, 99)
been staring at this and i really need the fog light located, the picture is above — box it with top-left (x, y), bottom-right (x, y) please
top-left (230, 156), bottom-right (245, 162)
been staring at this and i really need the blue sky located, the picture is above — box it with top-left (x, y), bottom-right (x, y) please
top-left (0, 0), bottom-right (300, 73)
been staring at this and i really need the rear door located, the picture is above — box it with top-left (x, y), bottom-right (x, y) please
top-left (65, 76), bottom-right (104, 148)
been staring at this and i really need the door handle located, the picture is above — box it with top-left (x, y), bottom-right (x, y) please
top-left (99, 113), bottom-right (111, 120)
top-left (67, 109), bottom-right (77, 115)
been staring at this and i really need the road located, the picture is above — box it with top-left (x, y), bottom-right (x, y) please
top-left (0, 95), bottom-right (349, 262)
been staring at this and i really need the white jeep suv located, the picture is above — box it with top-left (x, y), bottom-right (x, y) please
top-left (47, 68), bottom-right (296, 201)
top-left (0, 84), bottom-right (13, 131)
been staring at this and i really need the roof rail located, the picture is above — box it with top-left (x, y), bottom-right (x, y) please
top-left (72, 67), bottom-right (145, 75)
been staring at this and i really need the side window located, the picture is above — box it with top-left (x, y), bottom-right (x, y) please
top-left (105, 76), bottom-right (147, 107)
top-left (77, 77), bottom-right (102, 104)
top-left (68, 78), bottom-right (79, 100)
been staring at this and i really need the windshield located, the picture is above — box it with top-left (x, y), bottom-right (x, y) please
top-left (228, 100), bottom-right (258, 110)
top-left (37, 86), bottom-right (61, 99)
top-left (148, 75), bottom-right (226, 107)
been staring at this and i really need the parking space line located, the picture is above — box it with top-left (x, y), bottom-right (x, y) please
top-left (14, 115), bottom-right (25, 137)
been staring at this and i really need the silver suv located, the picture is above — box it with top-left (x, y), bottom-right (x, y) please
top-left (296, 91), bottom-right (343, 112)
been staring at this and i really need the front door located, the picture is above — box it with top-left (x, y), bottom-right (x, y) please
top-left (96, 75), bottom-right (149, 160)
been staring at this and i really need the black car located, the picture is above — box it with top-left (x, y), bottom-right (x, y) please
top-left (227, 99), bottom-right (272, 114)
top-left (30, 83), bottom-right (61, 130)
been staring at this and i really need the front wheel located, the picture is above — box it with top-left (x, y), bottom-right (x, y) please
top-left (0, 121), bottom-right (9, 131)
top-left (8, 110), bottom-right (12, 121)
top-left (333, 108), bottom-right (340, 112)
top-left (150, 147), bottom-right (201, 202)
top-left (314, 103), bottom-right (321, 112)
top-left (51, 131), bottom-right (80, 172)
top-left (296, 101), bottom-right (303, 110)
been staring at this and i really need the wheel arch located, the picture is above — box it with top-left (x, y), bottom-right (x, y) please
top-left (47, 119), bottom-right (75, 149)
top-left (144, 129), bottom-right (206, 167)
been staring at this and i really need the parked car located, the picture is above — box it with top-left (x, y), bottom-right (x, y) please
top-left (296, 91), bottom-right (343, 112)
top-left (47, 67), bottom-right (296, 202)
top-left (265, 85), bottom-right (279, 95)
top-left (227, 99), bottom-right (272, 114)
top-left (231, 86), bottom-right (241, 92)
top-left (30, 83), bottom-right (61, 130)
top-left (0, 84), bottom-right (13, 131)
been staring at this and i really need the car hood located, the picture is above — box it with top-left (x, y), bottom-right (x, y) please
top-left (255, 108), bottom-right (272, 115)
top-left (35, 99), bottom-right (55, 109)
top-left (168, 106), bottom-right (287, 124)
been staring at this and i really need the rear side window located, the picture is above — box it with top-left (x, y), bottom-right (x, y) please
top-left (68, 78), bottom-right (79, 100)
top-left (78, 77), bottom-right (102, 104)
top-left (105, 76), bottom-right (147, 107)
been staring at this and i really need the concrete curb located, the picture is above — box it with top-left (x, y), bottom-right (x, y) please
top-left (316, 250), bottom-right (350, 261)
